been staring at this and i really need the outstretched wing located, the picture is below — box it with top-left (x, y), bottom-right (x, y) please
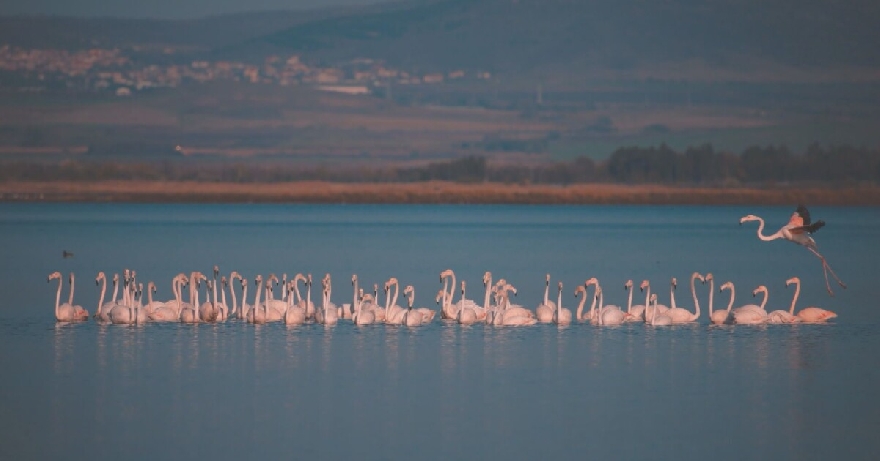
top-left (796, 205), bottom-right (812, 225)
top-left (788, 205), bottom-right (825, 234)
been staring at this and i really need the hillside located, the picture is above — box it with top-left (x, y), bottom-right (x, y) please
top-left (257, 0), bottom-right (880, 81)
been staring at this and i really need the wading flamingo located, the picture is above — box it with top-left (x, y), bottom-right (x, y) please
top-left (786, 276), bottom-right (837, 322)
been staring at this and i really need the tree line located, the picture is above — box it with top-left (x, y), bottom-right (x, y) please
top-left (1, 144), bottom-right (878, 185)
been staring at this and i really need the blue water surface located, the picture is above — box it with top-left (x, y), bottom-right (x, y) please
top-left (0, 203), bottom-right (877, 460)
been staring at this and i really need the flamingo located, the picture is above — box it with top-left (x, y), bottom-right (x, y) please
top-left (180, 272), bottom-right (205, 324)
top-left (732, 284), bottom-right (768, 325)
top-left (456, 281), bottom-right (479, 325)
top-left (574, 285), bottom-right (591, 322)
top-left (594, 285), bottom-right (630, 325)
top-left (786, 276), bottom-right (837, 322)
top-left (316, 277), bottom-right (338, 326)
top-left (49, 271), bottom-right (85, 322)
top-left (228, 271), bottom-right (242, 320)
top-left (67, 273), bottom-right (89, 320)
top-left (712, 281), bottom-right (735, 325)
top-left (150, 277), bottom-right (182, 322)
top-left (740, 205), bottom-right (846, 296)
top-left (493, 289), bottom-right (537, 326)
top-left (383, 277), bottom-right (407, 324)
top-left (552, 282), bottom-right (572, 325)
top-left (667, 273), bottom-right (703, 323)
top-left (642, 280), bottom-right (670, 323)
top-left (494, 283), bottom-right (534, 320)
top-left (353, 290), bottom-right (377, 325)
top-left (94, 272), bottom-right (119, 322)
top-left (624, 279), bottom-right (646, 322)
top-left (265, 273), bottom-right (288, 318)
top-left (535, 274), bottom-right (555, 323)
top-left (283, 279), bottom-right (307, 325)
top-left (402, 285), bottom-right (427, 326)
top-left (440, 269), bottom-right (458, 319)
top-left (649, 294), bottom-right (673, 326)
top-left (291, 273), bottom-right (316, 320)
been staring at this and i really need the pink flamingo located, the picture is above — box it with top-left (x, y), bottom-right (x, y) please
top-left (740, 205), bottom-right (846, 296)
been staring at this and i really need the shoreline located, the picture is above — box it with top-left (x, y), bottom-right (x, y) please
top-left (2, 180), bottom-right (880, 205)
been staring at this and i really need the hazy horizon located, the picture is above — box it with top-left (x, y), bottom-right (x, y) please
top-left (0, 0), bottom-right (384, 19)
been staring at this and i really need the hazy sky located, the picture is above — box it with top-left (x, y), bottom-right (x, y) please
top-left (0, 0), bottom-right (383, 19)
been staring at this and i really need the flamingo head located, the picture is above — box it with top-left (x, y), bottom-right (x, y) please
top-left (545, 273), bottom-right (551, 283)
top-left (671, 278), bottom-right (678, 289)
top-left (639, 280), bottom-right (649, 292)
top-left (435, 290), bottom-right (444, 304)
top-left (351, 274), bottom-right (357, 285)
top-left (692, 272), bottom-right (704, 283)
top-left (740, 215), bottom-right (760, 225)
top-left (720, 281), bottom-right (733, 292)
top-left (221, 277), bottom-right (228, 287)
top-left (753, 285), bottom-right (767, 297)
top-left (650, 293), bottom-right (658, 304)
top-left (574, 285), bottom-right (586, 297)
top-left (48, 271), bottom-right (61, 282)
top-left (230, 271), bottom-right (240, 281)
top-left (785, 277), bottom-right (800, 287)
top-left (705, 273), bottom-right (714, 282)
top-left (625, 279), bottom-right (633, 290)
top-left (482, 272), bottom-right (492, 286)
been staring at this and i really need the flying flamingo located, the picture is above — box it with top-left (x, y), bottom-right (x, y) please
top-left (740, 205), bottom-right (846, 296)
top-left (786, 276), bottom-right (837, 322)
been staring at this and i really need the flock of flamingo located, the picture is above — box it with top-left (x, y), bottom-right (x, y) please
top-left (49, 268), bottom-right (837, 326)
top-left (48, 206), bottom-right (843, 326)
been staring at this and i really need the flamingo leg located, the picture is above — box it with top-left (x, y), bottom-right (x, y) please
top-left (805, 246), bottom-right (847, 295)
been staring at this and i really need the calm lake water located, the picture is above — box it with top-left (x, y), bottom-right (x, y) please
top-left (0, 203), bottom-right (878, 460)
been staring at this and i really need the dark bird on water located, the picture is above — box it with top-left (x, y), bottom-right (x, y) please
top-left (62, 250), bottom-right (74, 259)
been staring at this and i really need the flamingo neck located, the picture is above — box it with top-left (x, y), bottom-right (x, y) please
top-left (483, 278), bottom-right (492, 311)
top-left (588, 286), bottom-right (597, 320)
top-left (556, 289), bottom-right (562, 319)
top-left (758, 290), bottom-right (768, 311)
top-left (754, 217), bottom-right (782, 242)
top-left (111, 277), bottom-right (119, 304)
top-left (54, 277), bottom-right (62, 318)
top-left (221, 284), bottom-right (228, 316)
top-left (575, 291), bottom-right (586, 320)
top-left (353, 278), bottom-right (359, 313)
top-left (626, 285), bottom-right (633, 313)
top-left (448, 273), bottom-right (457, 309)
top-left (789, 281), bottom-right (800, 315)
top-left (544, 281), bottom-right (549, 306)
top-left (707, 280), bottom-right (714, 315)
top-left (97, 275), bottom-right (106, 315)
top-left (670, 283), bottom-right (677, 310)
top-left (690, 276), bottom-right (700, 320)
top-left (651, 297), bottom-right (657, 325)
top-left (230, 278), bottom-right (238, 316)
top-left (68, 274), bottom-right (75, 306)
top-left (725, 288), bottom-right (734, 313)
